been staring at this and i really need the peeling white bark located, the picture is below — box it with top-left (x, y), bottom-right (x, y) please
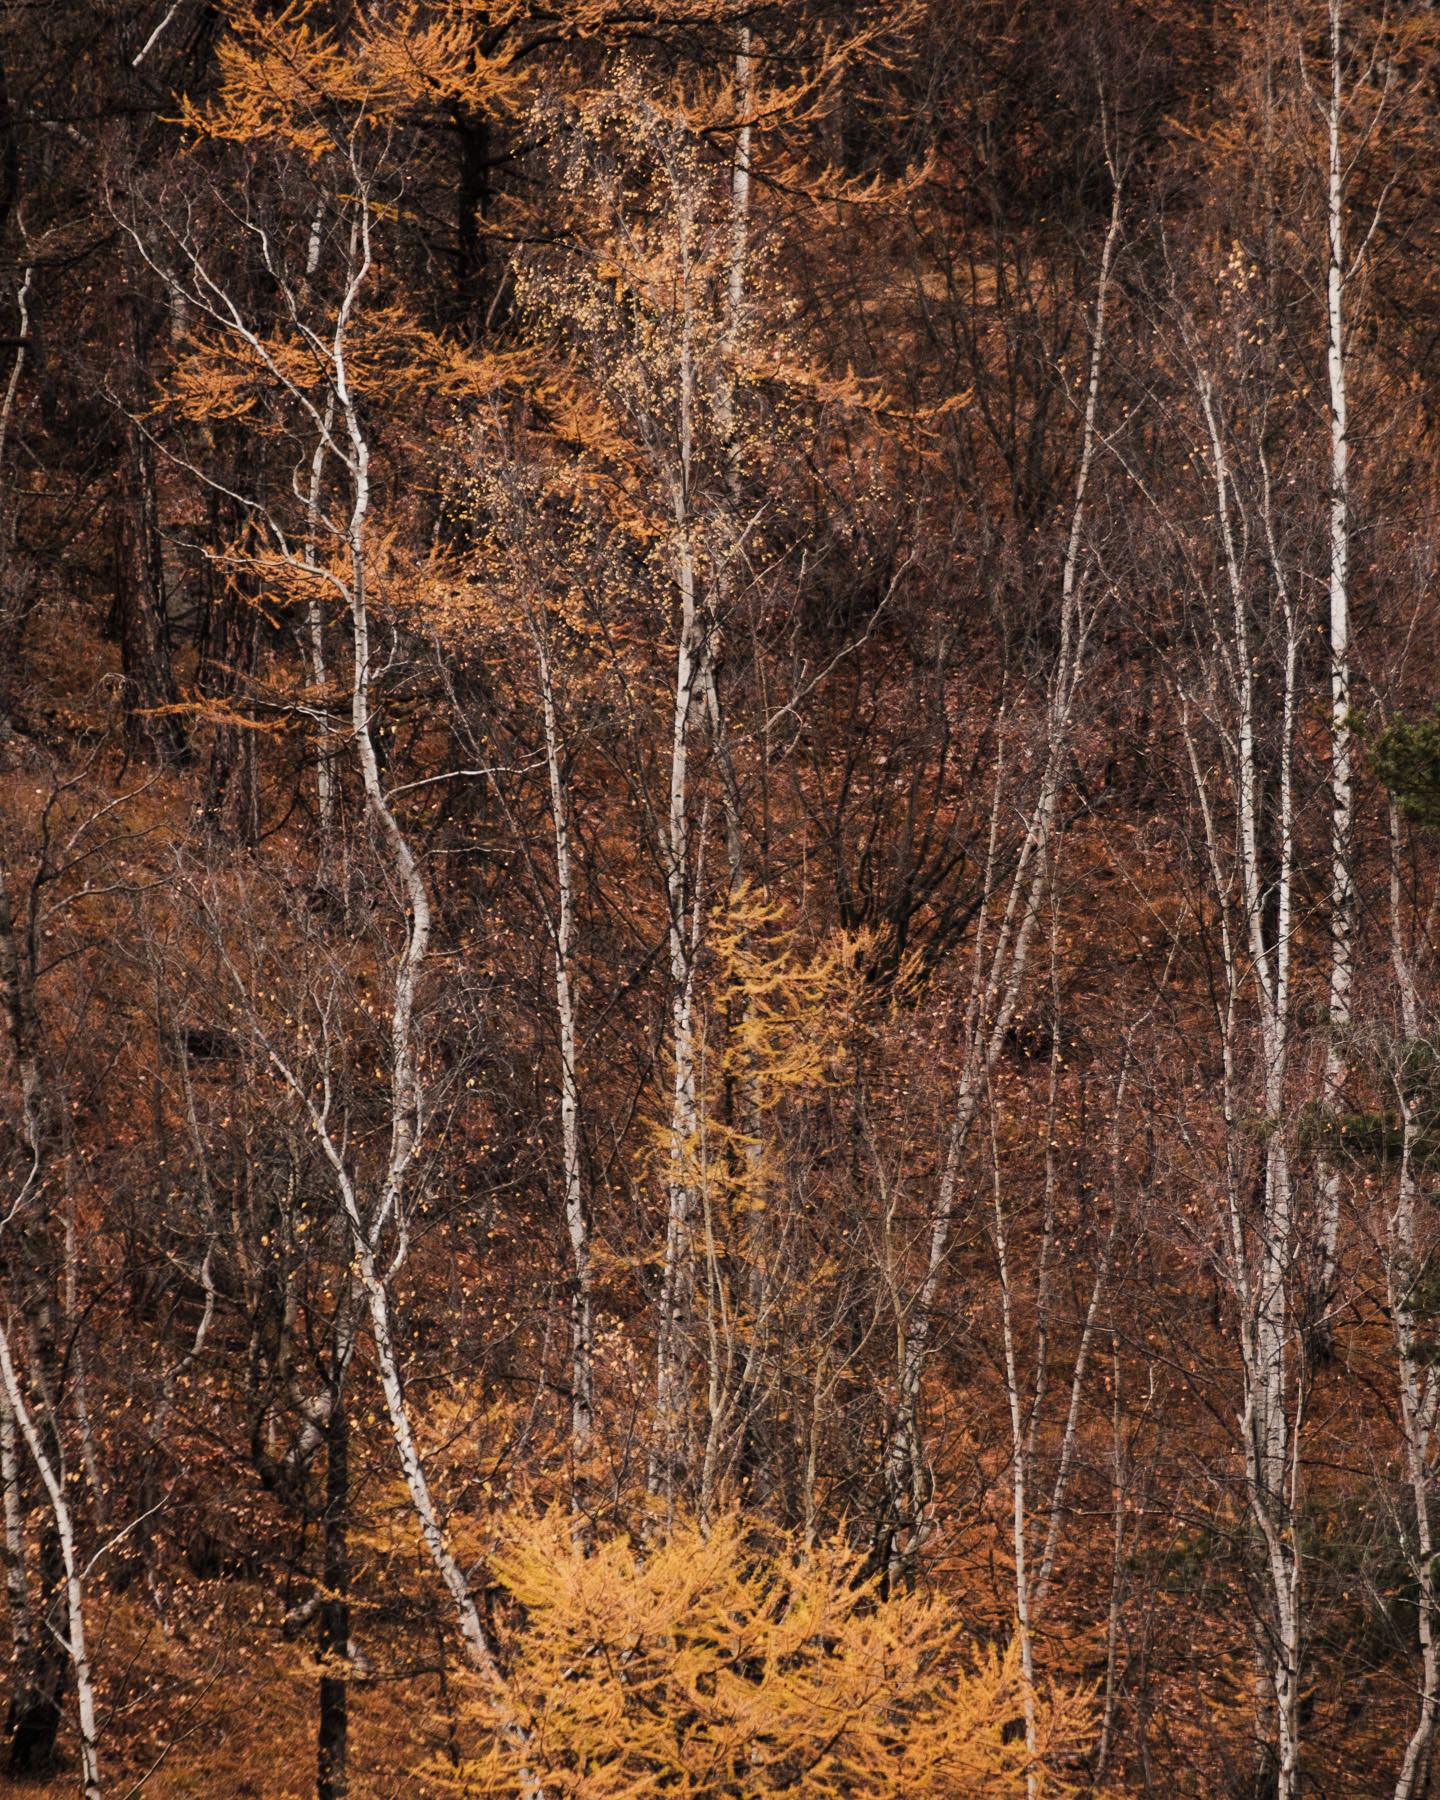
top-left (1387, 805), bottom-right (1439, 1800)
top-left (0, 1382), bottom-right (31, 1687)
top-left (531, 620), bottom-right (592, 1452)
top-left (650, 184), bottom-right (707, 1506)
top-left (1317, 0), bottom-right (1356, 1320)
top-left (1183, 384), bottom-right (1304, 1800)
top-left (0, 1325), bottom-right (101, 1800)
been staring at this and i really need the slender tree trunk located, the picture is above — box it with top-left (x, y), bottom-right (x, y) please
top-left (304, 391), bottom-right (339, 883)
top-left (1316, 0), bottom-right (1356, 1344)
top-left (112, 294), bottom-right (186, 765)
top-left (1095, 1333), bottom-right (1128, 1779)
top-left (317, 1393), bottom-right (349, 1800)
top-left (988, 988), bottom-right (1125, 1796)
top-left (1185, 382), bottom-right (1303, 1799)
top-left (1388, 805), bottom-right (1438, 1800)
top-left (198, 492), bottom-right (262, 846)
top-left (650, 193), bottom-right (706, 1504)
top-left (0, 1381), bottom-right (40, 1768)
top-left (0, 859), bottom-right (68, 1776)
top-left (532, 621), bottom-right (592, 1454)
top-left (0, 268), bottom-right (32, 732)
top-left (0, 1326), bottom-right (101, 1800)
top-left (694, 37), bottom-right (773, 1515)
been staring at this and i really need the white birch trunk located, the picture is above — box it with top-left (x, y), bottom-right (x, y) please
top-left (990, 1098), bottom-right (1038, 1787)
top-left (0, 1326), bottom-right (101, 1800)
top-left (304, 391), bottom-right (339, 880)
top-left (325, 200), bottom-right (503, 1684)
top-left (1185, 387), bottom-right (1303, 1798)
top-left (1095, 1333), bottom-right (1128, 1778)
top-left (991, 979), bottom-right (1130, 1795)
top-left (1387, 804), bottom-right (1439, 1800)
top-left (694, 45), bottom-right (771, 1515)
top-left (0, 1381), bottom-right (31, 1687)
top-left (1317, 0), bottom-right (1355, 1323)
top-left (650, 187), bottom-right (706, 1505)
top-left (122, 137), bottom-right (547, 1797)
top-left (532, 621), bottom-right (592, 1452)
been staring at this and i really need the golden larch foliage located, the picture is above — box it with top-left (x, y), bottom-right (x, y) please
top-left (444, 1507), bottom-right (1090, 1798)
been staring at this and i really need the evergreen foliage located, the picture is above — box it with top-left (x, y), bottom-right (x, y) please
top-left (1372, 709), bottom-right (1440, 832)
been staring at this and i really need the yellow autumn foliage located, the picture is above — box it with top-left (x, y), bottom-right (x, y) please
top-left (445, 1508), bottom-right (1087, 1798)
top-left (708, 884), bottom-right (867, 1118)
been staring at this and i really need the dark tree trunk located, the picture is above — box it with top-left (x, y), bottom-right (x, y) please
top-left (0, 53), bottom-right (26, 733)
top-left (0, 54), bottom-right (20, 244)
top-left (0, 867), bottom-right (69, 1776)
top-left (111, 295), bottom-right (187, 764)
top-left (3, 1233), bottom-right (68, 1776)
top-left (455, 103), bottom-right (498, 332)
top-left (198, 489), bottom-right (262, 844)
top-left (317, 1393), bottom-right (349, 1800)
top-left (7, 1520), bottom-right (66, 1776)
top-left (0, 570), bottom-right (37, 732)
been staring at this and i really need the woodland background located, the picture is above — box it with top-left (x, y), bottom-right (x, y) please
top-left (2, 2), bottom-right (1440, 1797)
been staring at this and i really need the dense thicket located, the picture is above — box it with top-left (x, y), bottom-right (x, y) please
top-left (2, 3), bottom-right (1440, 1797)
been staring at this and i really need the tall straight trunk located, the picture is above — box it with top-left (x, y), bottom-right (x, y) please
top-left (532, 620), bottom-right (592, 1453)
top-left (0, 268), bottom-right (32, 731)
top-left (1095, 1333), bottom-right (1129, 1779)
top-left (989, 972), bottom-right (1128, 1797)
top-left (650, 592), bottom-right (702, 1503)
top-left (650, 185), bottom-right (706, 1507)
top-left (696, 37), bottom-right (771, 1518)
top-left (1388, 805), bottom-right (1439, 1800)
top-left (198, 491), bottom-right (262, 845)
top-left (317, 1393), bottom-right (349, 1800)
top-left (1316, 0), bottom-right (1355, 1336)
top-left (303, 391), bottom-right (339, 883)
top-left (0, 859), bottom-right (68, 1776)
top-left (1185, 388), bottom-right (1303, 1798)
top-left (112, 294), bottom-right (186, 764)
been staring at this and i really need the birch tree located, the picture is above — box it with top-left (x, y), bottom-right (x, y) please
top-left (1379, 808), bottom-right (1440, 1800)
top-left (1361, 709), bottom-right (1440, 1799)
top-left (0, 1323), bottom-right (101, 1800)
top-left (0, 819), bottom-right (97, 1774)
top-left (115, 11), bottom-right (541, 1734)
top-left (1308, 0), bottom-right (1398, 1339)
top-left (982, 902), bottom-right (1146, 1787)
top-left (0, 764), bottom-right (183, 1788)
top-left (1150, 218), bottom-right (1311, 1787)
top-left (880, 158), bottom-right (1123, 1577)
top-left (445, 444), bottom-right (598, 1462)
top-left (509, 76), bottom-right (789, 1509)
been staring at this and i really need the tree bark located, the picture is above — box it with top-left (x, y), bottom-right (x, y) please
top-left (111, 296), bottom-right (186, 764)
top-left (198, 489), bottom-right (261, 845)
top-left (0, 858), bottom-right (68, 1776)
top-left (0, 1325), bottom-right (101, 1799)
top-left (1315, 0), bottom-right (1358, 1350)
top-left (317, 1393), bottom-right (349, 1800)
